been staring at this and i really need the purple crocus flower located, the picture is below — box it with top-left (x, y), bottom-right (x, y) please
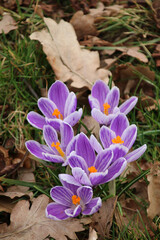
top-left (88, 80), bottom-right (138, 125)
top-left (25, 122), bottom-right (76, 165)
top-left (90, 113), bottom-right (147, 164)
top-left (46, 174), bottom-right (102, 220)
top-left (27, 80), bottom-right (82, 131)
top-left (68, 132), bottom-right (127, 186)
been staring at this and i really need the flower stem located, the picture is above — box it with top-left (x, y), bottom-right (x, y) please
top-left (108, 179), bottom-right (116, 196)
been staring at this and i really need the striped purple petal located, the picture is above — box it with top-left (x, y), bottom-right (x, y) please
top-left (46, 203), bottom-right (69, 220)
top-left (82, 197), bottom-right (102, 215)
top-left (64, 92), bottom-right (77, 117)
top-left (121, 124), bottom-right (137, 149)
top-left (48, 81), bottom-right (69, 116)
top-left (64, 108), bottom-right (82, 126)
top-left (50, 186), bottom-right (73, 207)
top-left (125, 144), bottom-right (147, 162)
top-left (91, 80), bottom-right (109, 111)
top-left (110, 113), bottom-right (129, 137)
top-left (100, 126), bottom-right (116, 148)
top-left (38, 97), bottom-right (57, 118)
top-left (119, 96), bottom-right (138, 115)
top-left (59, 174), bottom-right (81, 195)
top-left (72, 167), bottom-right (92, 186)
top-left (65, 205), bottom-right (82, 217)
top-left (106, 86), bottom-right (120, 113)
top-left (77, 186), bottom-right (93, 205)
top-left (76, 133), bottom-right (95, 167)
top-left (27, 111), bottom-right (46, 129)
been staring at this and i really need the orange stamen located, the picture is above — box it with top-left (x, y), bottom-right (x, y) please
top-left (103, 102), bottom-right (111, 115)
top-left (52, 109), bottom-right (63, 120)
top-left (112, 136), bottom-right (124, 144)
top-left (72, 195), bottom-right (81, 205)
top-left (88, 166), bottom-right (97, 173)
top-left (51, 142), bottom-right (65, 157)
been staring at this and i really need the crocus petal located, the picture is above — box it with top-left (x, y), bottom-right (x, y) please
top-left (101, 157), bottom-right (127, 184)
top-left (76, 133), bottom-right (95, 167)
top-left (60, 122), bottom-right (74, 151)
top-left (94, 149), bottom-right (113, 172)
top-left (25, 140), bottom-right (53, 160)
top-left (65, 205), bottom-right (82, 217)
top-left (88, 95), bottom-right (100, 110)
top-left (48, 80), bottom-right (69, 116)
top-left (50, 186), bottom-right (73, 207)
top-left (64, 92), bottom-right (77, 117)
top-left (91, 80), bottom-right (109, 111)
top-left (72, 168), bottom-right (92, 186)
top-left (65, 135), bottom-right (78, 157)
top-left (110, 113), bottom-right (129, 136)
top-left (121, 125), bottom-right (137, 149)
top-left (46, 203), bottom-right (69, 220)
top-left (119, 96), bottom-right (138, 115)
top-left (91, 108), bottom-right (108, 125)
top-left (59, 174), bottom-right (81, 195)
top-left (43, 125), bottom-right (58, 152)
top-left (77, 186), bottom-right (93, 205)
top-left (90, 171), bottom-right (108, 186)
top-left (27, 111), bottom-right (46, 129)
top-left (125, 144), bottom-right (147, 163)
top-left (100, 126), bottom-right (116, 148)
top-left (38, 98), bottom-right (57, 118)
top-left (90, 135), bottom-right (103, 154)
top-left (109, 144), bottom-right (128, 163)
top-left (64, 108), bottom-right (82, 126)
top-left (106, 86), bottom-right (120, 112)
top-left (68, 154), bottom-right (89, 174)
top-left (42, 152), bottom-right (64, 163)
top-left (46, 118), bottom-right (61, 131)
top-left (82, 197), bottom-right (102, 215)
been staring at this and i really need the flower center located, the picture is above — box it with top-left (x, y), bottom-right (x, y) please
top-left (112, 136), bottom-right (124, 144)
top-left (51, 142), bottom-right (65, 157)
top-left (72, 195), bottom-right (81, 205)
top-left (88, 166), bottom-right (97, 173)
top-left (52, 109), bottom-right (63, 120)
top-left (103, 102), bottom-right (111, 115)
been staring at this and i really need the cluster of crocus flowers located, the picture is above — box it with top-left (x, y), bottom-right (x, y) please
top-left (25, 80), bottom-right (147, 220)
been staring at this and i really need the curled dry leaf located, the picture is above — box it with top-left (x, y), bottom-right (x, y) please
top-left (91, 196), bottom-right (117, 239)
top-left (147, 162), bottom-right (160, 219)
top-left (88, 227), bottom-right (98, 240)
top-left (0, 194), bottom-right (85, 240)
top-left (70, 11), bottom-right (98, 40)
top-left (0, 13), bottom-right (17, 34)
top-left (30, 17), bottom-right (110, 89)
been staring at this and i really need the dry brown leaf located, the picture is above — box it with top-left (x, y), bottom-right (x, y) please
top-left (92, 196), bottom-right (117, 239)
top-left (113, 64), bottom-right (155, 98)
top-left (0, 13), bottom-right (17, 34)
top-left (0, 196), bottom-right (17, 213)
top-left (30, 17), bottom-right (110, 89)
top-left (147, 162), bottom-right (160, 219)
top-left (0, 194), bottom-right (85, 240)
top-left (90, 2), bottom-right (123, 18)
top-left (80, 116), bottom-right (100, 139)
top-left (70, 11), bottom-right (98, 40)
top-left (88, 227), bottom-right (98, 240)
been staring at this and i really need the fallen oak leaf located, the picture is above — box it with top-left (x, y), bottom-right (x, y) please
top-left (30, 17), bottom-right (110, 89)
top-left (91, 196), bottom-right (117, 239)
top-left (0, 13), bottom-right (17, 34)
top-left (0, 194), bottom-right (85, 240)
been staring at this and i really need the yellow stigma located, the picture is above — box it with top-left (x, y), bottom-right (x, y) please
top-left (52, 109), bottom-right (63, 120)
top-left (72, 195), bottom-right (81, 205)
top-left (112, 136), bottom-right (124, 144)
top-left (103, 102), bottom-right (111, 115)
top-left (88, 166), bottom-right (97, 173)
top-left (51, 142), bottom-right (65, 157)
